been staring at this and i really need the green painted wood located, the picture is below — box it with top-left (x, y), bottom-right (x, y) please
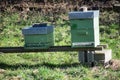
top-left (69, 12), bottom-right (99, 47)
top-left (70, 19), bottom-right (93, 29)
top-left (23, 32), bottom-right (54, 49)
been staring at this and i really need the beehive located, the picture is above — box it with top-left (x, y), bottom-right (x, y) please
top-left (22, 23), bottom-right (54, 49)
top-left (69, 10), bottom-right (100, 47)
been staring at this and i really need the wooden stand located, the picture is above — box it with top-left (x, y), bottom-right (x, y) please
top-left (78, 50), bottom-right (95, 66)
top-left (0, 45), bottom-right (112, 67)
top-left (78, 45), bottom-right (112, 66)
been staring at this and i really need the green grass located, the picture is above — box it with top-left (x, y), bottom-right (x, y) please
top-left (0, 12), bottom-right (120, 80)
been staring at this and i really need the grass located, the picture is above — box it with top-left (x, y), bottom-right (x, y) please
top-left (0, 11), bottom-right (120, 80)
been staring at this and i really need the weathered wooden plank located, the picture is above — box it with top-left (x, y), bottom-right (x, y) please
top-left (0, 46), bottom-right (102, 53)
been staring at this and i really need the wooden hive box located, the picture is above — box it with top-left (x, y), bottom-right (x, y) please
top-left (22, 23), bottom-right (54, 49)
top-left (69, 10), bottom-right (100, 47)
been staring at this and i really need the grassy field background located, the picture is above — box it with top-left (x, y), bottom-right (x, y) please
top-left (0, 11), bottom-right (120, 80)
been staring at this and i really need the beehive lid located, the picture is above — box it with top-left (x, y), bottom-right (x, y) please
top-left (22, 23), bottom-right (53, 35)
top-left (69, 10), bottom-right (99, 19)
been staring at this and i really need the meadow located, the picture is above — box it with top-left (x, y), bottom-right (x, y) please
top-left (0, 11), bottom-right (120, 80)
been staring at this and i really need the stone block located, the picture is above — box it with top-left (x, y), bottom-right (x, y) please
top-left (94, 49), bottom-right (112, 64)
top-left (78, 51), bottom-right (94, 64)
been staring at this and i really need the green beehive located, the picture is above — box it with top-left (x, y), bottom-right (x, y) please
top-left (69, 10), bottom-right (100, 47)
top-left (22, 23), bottom-right (54, 49)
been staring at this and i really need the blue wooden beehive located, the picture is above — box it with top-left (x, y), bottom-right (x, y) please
top-left (22, 23), bottom-right (54, 49)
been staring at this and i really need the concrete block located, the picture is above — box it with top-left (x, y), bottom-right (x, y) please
top-left (97, 44), bottom-right (108, 49)
top-left (78, 51), bottom-right (94, 64)
top-left (94, 49), bottom-right (112, 64)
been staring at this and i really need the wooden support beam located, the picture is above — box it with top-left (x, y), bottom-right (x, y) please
top-left (0, 46), bottom-right (102, 53)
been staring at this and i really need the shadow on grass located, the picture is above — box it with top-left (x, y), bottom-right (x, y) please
top-left (0, 62), bottom-right (87, 70)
